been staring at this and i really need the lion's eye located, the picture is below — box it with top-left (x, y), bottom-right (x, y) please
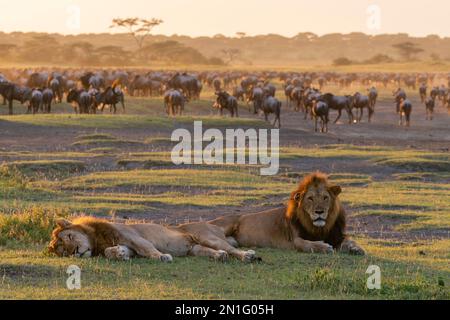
top-left (324, 196), bottom-right (329, 200)
top-left (308, 196), bottom-right (313, 201)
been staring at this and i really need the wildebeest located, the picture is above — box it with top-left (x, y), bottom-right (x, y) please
top-left (284, 84), bottom-right (294, 108)
top-left (393, 88), bottom-right (407, 113)
top-left (398, 98), bottom-right (412, 126)
top-left (303, 88), bottom-right (321, 120)
top-left (214, 91), bottom-right (238, 117)
top-left (430, 87), bottom-right (439, 101)
top-left (94, 82), bottom-right (125, 114)
top-left (311, 99), bottom-right (329, 133)
top-left (368, 87), bottom-right (378, 110)
top-left (49, 78), bottom-right (63, 103)
top-left (164, 89), bottom-right (186, 116)
top-left (0, 82), bottom-right (18, 114)
top-left (167, 73), bottom-right (201, 100)
top-left (247, 86), bottom-right (264, 114)
top-left (27, 72), bottom-right (48, 88)
top-left (29, 89), bottom-right (43, 114)
top-left (352, 92), bottom-right (373, 123)
top-left (263, 83), bottom-right (276, 97)
top-left (260, 95), bottom-right (281, 128)
top-left (290, 87), bottom-right (304, 112)
top-left (425, 97), bottom-right (434, 120)
top-left (232, 86), bottom-right (245, 102)
top-left (42, 88), bottom-right (54, 113)
top-left (212, 78), bottom-right (222, 92)
top-left (67, 89), bottom-right (93, 114)
top-left (319, 93), bottom-right (353, 124)
top-left (80, 72), bottom-right (105, 90)
top-left (419, 83), bottom-right (427, 103)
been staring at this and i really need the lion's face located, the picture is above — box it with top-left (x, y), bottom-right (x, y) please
top-left (49, 219), bottom-right (92, 258)
top-left (293, 179), bottom-right (341, 228)
top-left (301, 181), bottom-right (333, 227)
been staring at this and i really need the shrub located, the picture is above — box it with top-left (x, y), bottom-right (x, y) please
top-left (333, 57), bottom-right (354, 66)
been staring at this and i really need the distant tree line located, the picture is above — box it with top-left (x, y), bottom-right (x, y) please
top-left (0, 35), bottom-right (225, 66)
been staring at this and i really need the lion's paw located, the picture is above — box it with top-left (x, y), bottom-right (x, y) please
top-left (347, 244), bottom-right (366, 256)
top-left (213, 250), bottom-right (229, 262)
top-left (160, 253), bottom-right (173, 263)
top-left (311, 241), bottom-right (334, 254)
top-left (242, 249), bottom-right (257, 262)
top-left (105, 245), bottom-right (132, 260)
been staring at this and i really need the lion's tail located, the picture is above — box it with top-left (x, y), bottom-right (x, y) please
top-left (208, 214), bottom-right (241, 236)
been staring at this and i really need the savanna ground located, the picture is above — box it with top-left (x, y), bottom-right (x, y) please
top-left (0, 77), bottom-right (449, 299)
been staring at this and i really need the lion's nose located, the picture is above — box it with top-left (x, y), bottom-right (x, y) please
top-left (315, 210), bottom-right (325, 214)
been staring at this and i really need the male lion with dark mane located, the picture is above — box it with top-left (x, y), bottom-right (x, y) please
top-left (210, 172), bottom-right (365, 255)
top-left (48, 217), bottom-right (258, 262)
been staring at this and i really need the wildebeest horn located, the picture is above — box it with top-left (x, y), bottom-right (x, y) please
top-left (112, 79), bottom-right (120, 89)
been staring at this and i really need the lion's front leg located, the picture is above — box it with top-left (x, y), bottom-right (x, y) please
top-left (104, 245), bottom-right (135, 260)
top-left (293, 237), bottom-right (334, 254)
top-left (339, 238), bottom-right (365, 255)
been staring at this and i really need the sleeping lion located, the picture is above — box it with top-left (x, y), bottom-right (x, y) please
top-left (210, 172), bottom-right (365, 255)
top-left (48, 217), bottom-right (258, 262)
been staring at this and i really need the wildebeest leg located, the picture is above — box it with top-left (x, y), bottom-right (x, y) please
top-left (334, 109), bottom-right (342, 124)
top-left (314, 116), bottom-right (318, 132)
top-left (264, 112), bottom-right (268, 122)
top-left (368, 108), bottom-right (373, 123)
top-left (8, 99), bottom-right (13, 115)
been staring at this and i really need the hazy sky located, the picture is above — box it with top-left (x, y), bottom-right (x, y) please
top-left (0, 0), bottom-right (448, 37)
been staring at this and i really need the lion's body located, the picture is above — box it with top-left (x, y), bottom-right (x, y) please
top-left (211, 172), bottom-right (365, 255)
top-left (49, 217), bottom-right (257, 262)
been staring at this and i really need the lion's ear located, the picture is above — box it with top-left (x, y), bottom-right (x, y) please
top-left (328, 185), bottom-right (342, 196)
top-left (56, 218), bottom-right (72, 229)
top-left (293, 192), bottom-right (302, 202)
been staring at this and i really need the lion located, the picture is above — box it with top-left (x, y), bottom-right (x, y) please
top-left (48, 216), bottom-right (258, 262)
top-left (210, 172), bottom-right (365, 255)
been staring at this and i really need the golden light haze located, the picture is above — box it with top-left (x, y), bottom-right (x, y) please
top-left (0, 0), bottom-right (448, 37)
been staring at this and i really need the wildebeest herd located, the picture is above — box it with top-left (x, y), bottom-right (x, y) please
top-left (1, 69), bottom-right (449, 131)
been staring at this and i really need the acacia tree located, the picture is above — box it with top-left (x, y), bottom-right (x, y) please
top-left (392, 42), bottom-right (424, 61)
top-left (221, 48), bottom-right (241, 65)
top-left (109, 17), bottom-right (163, 51)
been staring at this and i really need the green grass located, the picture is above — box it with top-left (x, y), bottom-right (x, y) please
top-left (281, 145), bottom-right (450, 172)
top-left (0, 238), bottom-right (448, 299)
top-left (1, 108), bottom-right (448, 300)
